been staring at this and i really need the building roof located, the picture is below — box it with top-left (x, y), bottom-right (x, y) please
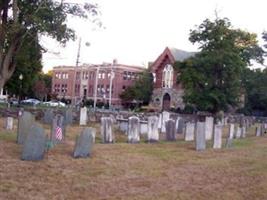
top-left (169, 48), bottom-right (196, 61)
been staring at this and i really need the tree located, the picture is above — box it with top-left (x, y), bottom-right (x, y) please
top-left (120, 70), bottom-right (153, 106)
top-left (0, 0), bottom-right (98, 91)
top-left (175, 17), bottom-right (264, 114)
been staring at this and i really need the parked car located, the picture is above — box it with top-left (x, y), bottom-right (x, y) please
top-left (9, 98), bottom-right (19, 105)
top-left (20, 98), bottom-right (41, 105)
top-left (42, 101), bottom-right (66, 107)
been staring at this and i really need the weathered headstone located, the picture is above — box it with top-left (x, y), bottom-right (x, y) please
top-left (51, 114), bottom-right (64, 144)
top-left (101, 117), bottom-right (114, 143)
top-left (17, 111), bottom-right (35, 144)
top-left (177, 117), bottom-right (185, 134)
top-left (205, 116), bottom-right (214, 140)
top-left (235, 127), bottom-right (242, 139)
top-left (128, 116), bottom-right (140, 143)
top-left (195, 122), bottom-right (206, 151)
top-left (43, 109), bottom-right (53, 124)
top-left (21, 124), bottom-right (46, 161)
top-left (165, 119), bottom-right (176, 141)
top-left (147, 116), bottom-right (159, 142)
top-left (213, 125), bottom-right (222, 149)
top-left (228, 124), bottom-right (235, 139)
top-left (5, 117), bottom-right (13, 130)
top-left (73, 128), bottom-right (94, 158)
top-left (185, 122), bottom-right (195, 141)
top-left (225, 138), bottom-right (233, 148)
top-left (161, 111), bottom-right (170, 133)
top-left (158, 113), bottom-right (162, 129)
top-left (64, 109), bottom-right (73, 126)
top-left (255, 125), bottom-right (261, 137)
top-left (241, 126), bottom-right (246, 138)
top-left (79, 107), bottom-right (88, 126)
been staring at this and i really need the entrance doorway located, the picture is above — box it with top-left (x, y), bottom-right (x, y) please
top-left (162, 93), bottom-right (171, 110)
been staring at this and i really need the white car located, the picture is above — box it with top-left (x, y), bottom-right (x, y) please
top-left (21, 98), bottom-right (41, 105)
top-left (43, 101), bottom-right (66, 107)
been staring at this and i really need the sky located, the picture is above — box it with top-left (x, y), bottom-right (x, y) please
top-left (41, 0), bottom-right (267, 72)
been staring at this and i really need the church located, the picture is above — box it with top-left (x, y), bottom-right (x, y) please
top-left (150, 47), bottom-right (195, 111)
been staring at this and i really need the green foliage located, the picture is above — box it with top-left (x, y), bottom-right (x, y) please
top-left (175, 17), bottom-right (264, 113)
top-left (120, 70), bottom-right (153, 105)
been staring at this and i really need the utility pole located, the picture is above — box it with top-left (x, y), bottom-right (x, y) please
top-left (109, 64), bottom-right (115, 109)
top-left (93, 65), bottom-right (100, 111)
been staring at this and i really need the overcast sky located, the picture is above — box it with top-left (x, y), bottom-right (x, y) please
top-left (41, 0), bottom-right (267, 72)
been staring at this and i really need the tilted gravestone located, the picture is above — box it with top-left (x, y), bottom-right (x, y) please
top-left (185, 122), bottom-right (195, 141)
top-left (21, 123), bottom-right (46, 161)
top-left (73, 128), bottom-right (94, 158)
top-left (147, 116), bottom-right (159, 142)
top-left (128, 116), bottom-right (140, 143)
top-left (195, 122), bottom-right (206, 151)
top-left (228, 124), bottom-right (235, 139)
top-left (165, 119), bottom-right (176, 141)
top-left (161, 111), bottom-right (170, 133)
top-left (205, 116), bottom-right (214, 140)
top-left (17, 111), bottom-right (35, 144)
top-left (51, 114), bottom-right (64, 144)
top-left (101, 117), bottom-right (114, 143)
top-left (5, 117), bottom-right (13, 130)
top-left (43, 109), bottom-right (53, 124)
top-left (235, 127), bottom-right (242, 139)
top-left (79, 107), bottom-right (88, 126)
top-left (213, 125), bottom-right (222, 149)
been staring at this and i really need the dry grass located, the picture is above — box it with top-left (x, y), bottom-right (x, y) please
top-left (1, 117), bottom-right (267, 200)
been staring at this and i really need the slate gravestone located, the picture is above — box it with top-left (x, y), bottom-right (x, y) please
top-left (5, 117), bottom-right (13, 130)
top-left (21, 123), bottom-right (46, 161)
top-left (161, 111), bottom-right (170, 133)
top-left (228, 124), bottom-right (235, 139)
top-left (165, 119), bottom-right (176, 141)
top-left (185, 122), bottom-right (195, 141)
top-left (51, 114), bottom-right (64, 144)
top-left (64, 109), bottom-right (73, 126)
top-left (17, 111), bottom-right (35, 144)
top-left (235, 127), bottom-right (242, 139)
top-left (101, 117), bottom-right (114, 143)
top-left (128, 116), bottom-right (140, 143)
top-left (205, 116), bottom-right (214, 140)
top-left (213, 125), bottom-right (222, 149)
top-left (73, 128), bottom-right (94, 158)
top-left (177, 117), bottom-right (185, 134)
top-left (147, 116), bottom-right (159, 142)
top-left (79, 107), bottom-right (88, 126)
top-left (241, 127), bottom-right (246, 138)
top-left (256, 126), bottom-right (261, 137)
top-left (43, 109), bottom-right (53, 124)
top-left (195, 122), bottom-right (206, 151)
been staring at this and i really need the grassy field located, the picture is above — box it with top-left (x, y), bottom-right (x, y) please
top-left (1, 118), bottom-right (267, 200)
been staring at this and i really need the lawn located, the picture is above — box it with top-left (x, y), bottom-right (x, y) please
top-left (0, 117), bottom-right (267, 200)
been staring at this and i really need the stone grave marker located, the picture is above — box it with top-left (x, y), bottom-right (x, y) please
top-left (241, 126), bottom-right (246, 138)
top-left (51, 114), bottom-right (64, 144)
top-left (64, 109), bottom-right (73, 126)
top-left (21, 123), bottom-right (46, 161)
top-left (101, 117), bottom-right (114, 143)
top-left (256, 126), bottom-right (261, 137)
top-left (213, 125), bottom-right (222, 149)
top-left (161, 111), bottom-right (170, 133)
top-left (177, 117), bottom-right (185, 134)
top-left (235, 127), bottom-right (242, 139)
top-left (205, 116), bottom-right (214, 140)
top-left (147, 116), bottom-right (159, 142)
top-left (165, 119), bottom-right (176, 141)
top-left (5, 117), bottom-right (13, 130)
top-left (228, 124), bottom-right (235, 139)
top-left (17, 111), bottom-right (35, 144)
top-left (195, 122), bottom-right (206, 151)
top-left (158, 113), bottom-right (162, 129)
top-left (43, 109), bottom-right (53, 124)
top-left (79, 107), bottom-right (88, 126)
top-left (225, 138), bottom-right (233, 148)
top-left (185, 122), bottom-right (195, 141)
top-left (128, 116), bottom-right (140, 143)
top-left (73, 128), bottom-right (94, 158)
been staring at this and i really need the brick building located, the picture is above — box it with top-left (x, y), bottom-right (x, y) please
top-left (52, 60), bottom-right (144, 106)
top-left (150, 47), bottom-right (195, 111)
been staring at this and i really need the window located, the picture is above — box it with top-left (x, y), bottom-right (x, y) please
top-left (122, 85), bottom-right (126, 91)
top-left (123, 71), bottom-right (127, 80)
top-left (162, 64), bottom-right (173, 88)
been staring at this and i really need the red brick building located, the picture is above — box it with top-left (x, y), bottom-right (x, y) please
top-left (150, 47), bottom-right (195, 110)
top-left (52, 60), bottom-right (144, 106)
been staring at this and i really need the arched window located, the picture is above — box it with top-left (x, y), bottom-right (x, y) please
top-left (162, 64), bottom-right (173, 88)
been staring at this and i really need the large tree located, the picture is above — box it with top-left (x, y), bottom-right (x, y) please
top-left (175, 17), bottom-right (264, 114)
top-left (0, 0), bottom-right (98, 91)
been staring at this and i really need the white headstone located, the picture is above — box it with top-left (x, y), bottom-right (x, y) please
top-left (5, 117), bottom-right (13, 130)
top-left (205, 116), bottom-right (214, 140)
top-left (213, 125), bottom-right (222, 149)
top-left (195, 122), bottom-right (206, 151)
top-left (161, 111), bottom-right (170, 133)
top-left (128, 116), bottom-right (140, 143)
top-left (235, 127), bottom-right (242, 139)
top-left (185, 122), bottom-right (195, 141)
top-left (241, 127), bottom-right (246, 138)
top-left (79, 107), bottom-right (88, 125)
top-left (101, 117), bottom-right (114, 143)
top-left (256, 125), bottom-right (261, 137)
top-left (147, 116), bottom-right (159, 142)
top-left (158, 113), bottom-right (162, 129)
top-left (228, 124), bottom-right (235, 139)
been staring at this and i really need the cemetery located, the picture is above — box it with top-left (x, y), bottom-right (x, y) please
top-left (1, 107), bottom-right (267, 199)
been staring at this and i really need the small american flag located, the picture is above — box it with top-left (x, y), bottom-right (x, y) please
top-left (55, 126), bottom-right (63, 141)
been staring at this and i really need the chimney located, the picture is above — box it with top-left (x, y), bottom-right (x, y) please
top-left (113, 59), bottom-right (118, 65)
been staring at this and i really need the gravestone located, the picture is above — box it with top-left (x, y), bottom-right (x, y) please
top-left (177, 117), bottom-right (185, 134)
top-left (21, 123), bottom-right (46, 161)
top-left (17, 111), bottom-right (35, 144)
top-left (225, 138), bottom-right (233, 148)
top-left (185, 122), bottom-right (195, 141)
top-left (43, 109), bottom-right (53, 124)
top-left (158, 113), bottom-right (162, 129)
top-left (195, 122), bottom-right (206, 151)
top-left (128, 116), bottom-right (140, 143)
top-left (5, 117), bottom-right (13, 130)
top-left (228, 124), bottom-right (235, 139)
top-left (161, 111), bottom-right (170, 133)
top-left (79, 107), bottom-right (88, 126)
top-left (241, 126), bottom-right (246, 138)
top-left (235, 127), bottom-right (242, 139)
top-left (147, 116), bottom-right (159, 142)
top-left (205, 116), bottom-right (214, 140)
top-left (101, 117), bottom-right (114, 143)
top-left (64, 109), bottom-right (73, 125)
top-left (165, 119), bottom-right (176, 141)
top-left (256, 125), bottom-right (261, 137)
top-left (213, 125), bottom-right (222, 149)
top-left (73, 128), bottom-right (94, 158)
top-left (51, 114), bottom-right (64, 144)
